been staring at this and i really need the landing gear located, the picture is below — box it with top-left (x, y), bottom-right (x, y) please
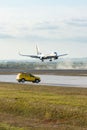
top-left (42, 59), bottom-right (44, 62)
top-left (49, 59), bottom-right (52, 61)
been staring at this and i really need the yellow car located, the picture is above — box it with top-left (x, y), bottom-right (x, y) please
top-left (16, 72), bottom-right (41, 83)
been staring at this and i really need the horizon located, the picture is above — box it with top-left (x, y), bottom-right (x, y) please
top-left (0, 57), bottom-right (87, 70)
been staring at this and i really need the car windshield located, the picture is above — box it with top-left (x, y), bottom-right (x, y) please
top-left (29, 74), bottom-right (34, 77)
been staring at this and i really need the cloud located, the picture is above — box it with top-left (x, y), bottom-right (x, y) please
top-left (66, 18), bottom-right (87, 27)
top-left (0, 17), bottom-right (87, 45)
top-left (0, 33), bottom-right (15, 39)
top-left (66, 36), bottom-right (87, 43)
top-left (16, 25), bottom-right (30, 33)
top-left (34, 22), bottom-right (59, 31)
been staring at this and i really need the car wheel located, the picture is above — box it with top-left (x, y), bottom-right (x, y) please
top-left (21, 78), bottom-right (25, 83)
top-left (18, 80), bottom-right (21, 83)
top-left (35, 79), bottom-right (40, 83)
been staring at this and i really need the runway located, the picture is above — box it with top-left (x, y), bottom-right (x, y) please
top-left (0, 74), bottom-right (87, 88)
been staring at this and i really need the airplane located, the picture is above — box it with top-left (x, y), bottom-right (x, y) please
top-left (19, 45), bottom-right (68, 62)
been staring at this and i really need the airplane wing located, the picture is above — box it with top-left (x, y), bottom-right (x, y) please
top-left (42, 54), bottom-right (68, 59)
top-left (58, 54), bottom-right (68, 57)
top-left (19, 52), bottom-right (39, 59)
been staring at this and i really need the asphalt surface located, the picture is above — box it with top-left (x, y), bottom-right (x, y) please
top-left (0, 74), bottom-right (87, 88)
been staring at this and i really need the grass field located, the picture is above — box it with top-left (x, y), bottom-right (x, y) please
top-left (0, 82), bottom-right (87, 130)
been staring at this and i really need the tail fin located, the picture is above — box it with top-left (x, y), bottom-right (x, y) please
top-left (36, 45), bottom-right (41, 55)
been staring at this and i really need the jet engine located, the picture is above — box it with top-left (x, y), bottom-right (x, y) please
top-left (54, 52), bottom-right (58, 59)
top-left (39, 56), bottom-right (44, 62)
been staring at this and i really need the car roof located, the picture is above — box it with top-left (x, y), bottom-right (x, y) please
top-left (20, 72), bottom-right (33, 75)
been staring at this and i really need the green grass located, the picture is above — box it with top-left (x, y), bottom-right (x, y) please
top-left (0, 82), bottom-right (87, 130)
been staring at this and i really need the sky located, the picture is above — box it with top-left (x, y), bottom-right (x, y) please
top-left (0, 0), bottom-right (87, 60)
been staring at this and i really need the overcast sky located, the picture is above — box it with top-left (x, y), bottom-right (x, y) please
top-left (0, 0), bottom-right (87, 60)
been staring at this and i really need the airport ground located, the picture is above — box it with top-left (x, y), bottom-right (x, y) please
top-left (0, 68), bottom-right (87, 76)
top-left (0, 69), bottom-right (87, 130)
top-left (0, 82), bottom-right (87, 130)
